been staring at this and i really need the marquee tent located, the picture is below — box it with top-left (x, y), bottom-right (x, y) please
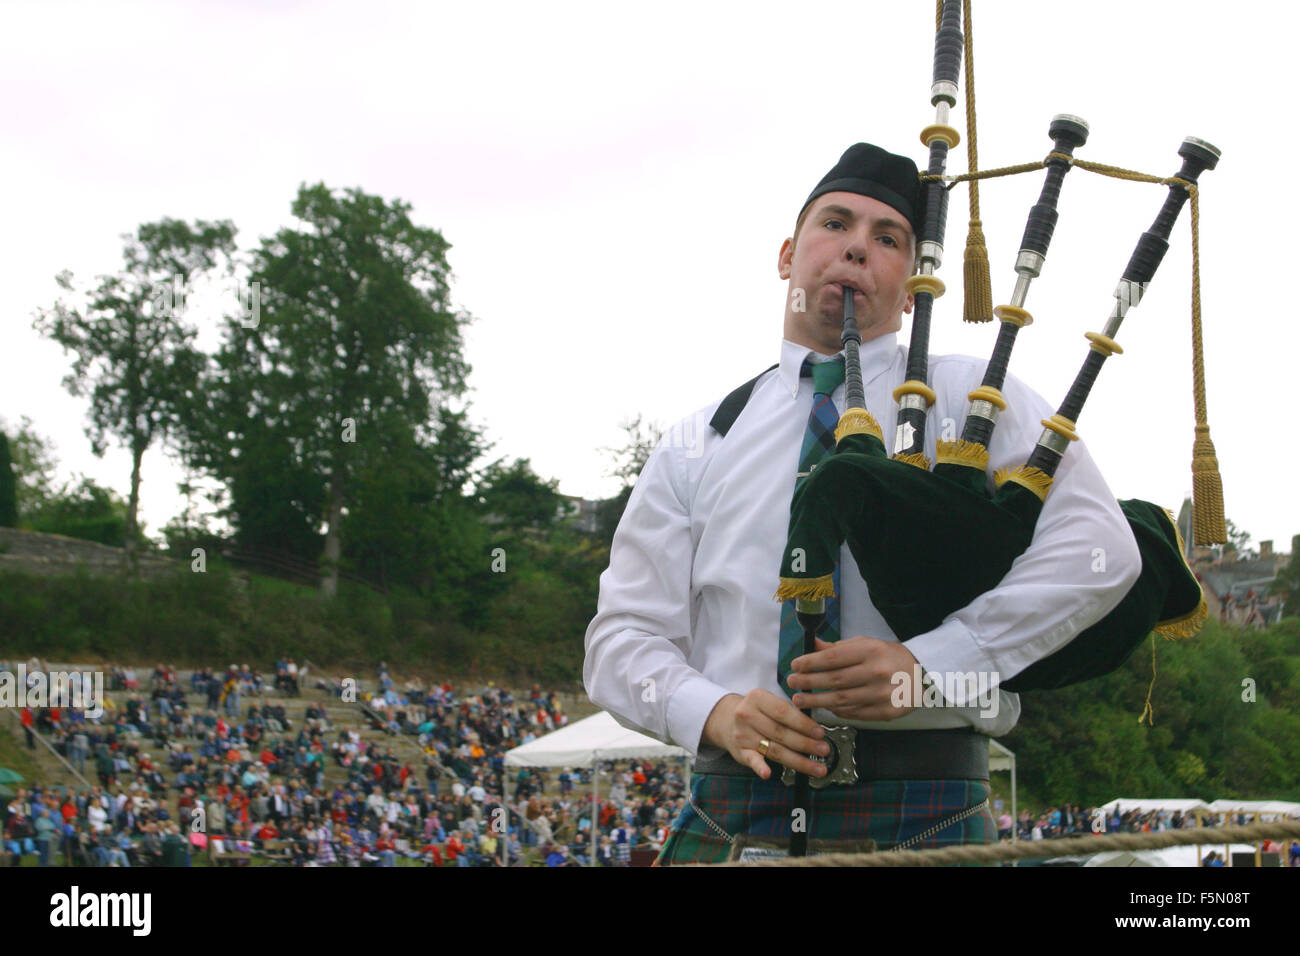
top-left (502, 711), bottom-right (688, 865)
top-left (504, 710), bottom-right (688, 768)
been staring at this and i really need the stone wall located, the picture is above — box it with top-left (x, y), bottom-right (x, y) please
top-left (0, 527), bottom-right (177, 578)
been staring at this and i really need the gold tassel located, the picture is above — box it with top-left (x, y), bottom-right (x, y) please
top-left (891, 452), bottom-right (931, 471)
top-left (774, 574), bottom-right (836, 602)
top-left (963, 219), bottom-right (994, 323)
top-left (935, 438), bottom-right (990, 470)
top-left (1191, 424), bottom-right (1227, 545)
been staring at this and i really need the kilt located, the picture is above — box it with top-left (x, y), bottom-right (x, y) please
top-left (656, 774), bottom-right (995, 865)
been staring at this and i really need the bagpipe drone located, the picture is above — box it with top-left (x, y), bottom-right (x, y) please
top-left (773, 1), bottom-right (1222, 849)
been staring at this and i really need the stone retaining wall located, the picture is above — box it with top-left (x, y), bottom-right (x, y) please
top-left (0, 527), bottom-right (178, 578)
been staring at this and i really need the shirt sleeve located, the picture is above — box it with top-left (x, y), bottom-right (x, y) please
top-left (583, 436), bottom-right (733, 756)
top-left (905, 366), bottom-right (1142, 705)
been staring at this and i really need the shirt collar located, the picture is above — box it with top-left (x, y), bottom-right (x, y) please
top-left (778, 333), bottom-right (897, 398)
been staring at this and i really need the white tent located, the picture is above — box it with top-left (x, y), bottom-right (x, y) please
top-left (1085, 843), bottom-right (1258, 867)
top-left (504, 710), bottom-right (688, 768)
top-left (1087, 797), bottom-right (1284, 867)
top-left (1207, 799), bottom-right (1300, 818)
top-left (502, 711), bottom-right (689, 865)
top-left (1098, 797), bottom-right (1214, 815)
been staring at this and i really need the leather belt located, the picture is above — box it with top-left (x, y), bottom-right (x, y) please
top-left (692, 727), bottom-right (989, 783)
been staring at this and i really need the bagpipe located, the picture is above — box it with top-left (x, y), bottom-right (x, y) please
top-left (776, 0), bottom-right (1220, 709)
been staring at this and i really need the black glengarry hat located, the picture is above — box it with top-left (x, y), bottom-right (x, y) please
top-left (800, 143), bottom-right (923, 236)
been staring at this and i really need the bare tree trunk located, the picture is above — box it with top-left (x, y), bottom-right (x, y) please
top-left (320, 474), bottom-right (344, 598)
top-left (124, 443), bottom-right (144, 575)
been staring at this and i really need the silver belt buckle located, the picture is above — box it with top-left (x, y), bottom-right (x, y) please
top-left (780, 725), bottom-right (858, 789)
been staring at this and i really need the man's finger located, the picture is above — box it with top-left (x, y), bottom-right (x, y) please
top-left (756, 717), bottom-right (831, 765)
top-left (743, 749), bottom-right (772, 780)
top-left (757, 739), bottom-right (828, 778)
top-left (755, 693), bottom-right (825, 739)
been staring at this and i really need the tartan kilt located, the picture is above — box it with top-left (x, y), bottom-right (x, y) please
top-left (656, 774), bottom-right (995, 866)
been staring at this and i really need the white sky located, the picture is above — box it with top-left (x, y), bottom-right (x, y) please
top-left (2, 0), bottom-right (1297, 550)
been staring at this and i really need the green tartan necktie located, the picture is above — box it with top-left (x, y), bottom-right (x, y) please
top-left (777, 356), bottom-right (844, 697)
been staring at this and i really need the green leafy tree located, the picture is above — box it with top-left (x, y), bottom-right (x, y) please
top-left (0, 433), bottom-right (17, 527)
top-left (27, 475), bottom-right (131, 546)
top-left (476, 457), bottom-right (563, 532)
top-left (33, 219), bottom-right (237, 572)
top-left (0, 416), bottom-right (62, 522)
top-left (1269, 535), bottom-right (1300, 618)
top-left (1223, 518), bottom-right (1254, 560)
top-left (596, 414), bottom-right (662, 545)
top-left (180, 184), bottom-right (472, 597)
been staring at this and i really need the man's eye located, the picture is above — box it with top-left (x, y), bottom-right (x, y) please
top-left (824, 219), bottom-right (845, 230)
top-left (878, 234), bottom-right (899, 247)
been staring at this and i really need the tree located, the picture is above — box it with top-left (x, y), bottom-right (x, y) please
top-left (1270, 535), bottom-right (1300, 618)
top-left (0, 433), bottom-right (17, 527)
top-left (1223, 518), bottom-right (1254, 560)
top-left (475, 457), bottom-right (563, 532)
top-left (596, 414), bottom-right (662, 545)
top-left (27, 475), bottom-right (131, 546)
top-left (33, 219), bottom-right (237, 572)
top-left (180, 184), bottom-right (473, 597)
top-left (0, 416), bottom-right (62, 522)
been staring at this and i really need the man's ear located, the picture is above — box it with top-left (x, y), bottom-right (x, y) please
top-left (778, 238), bottom-right (793, 279)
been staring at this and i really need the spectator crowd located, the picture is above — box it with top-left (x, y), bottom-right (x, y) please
top-left (6, 657), bottom-right (1299, 868)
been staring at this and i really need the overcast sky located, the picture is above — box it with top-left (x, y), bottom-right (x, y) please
top-left (3, 0), bottom-right (1297, 551)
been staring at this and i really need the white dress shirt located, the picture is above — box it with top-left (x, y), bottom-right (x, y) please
top-left (584, 334), bottom-right (1141, 759)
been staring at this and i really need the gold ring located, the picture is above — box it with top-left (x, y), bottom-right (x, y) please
top-left (757, 738), bottom-right (771, 757)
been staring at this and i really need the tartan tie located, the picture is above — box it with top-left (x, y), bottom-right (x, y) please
top-left (777, 356), bottom-right (845, 698)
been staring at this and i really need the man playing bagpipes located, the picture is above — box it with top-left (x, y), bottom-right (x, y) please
top-left (583, 143), bottom-right (1149, 863)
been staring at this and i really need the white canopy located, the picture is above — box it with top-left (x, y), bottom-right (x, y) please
top-left (501, 711), bottom-right (689, 866)
top-left (503, 710), bottom-right (688, 769)
top-left (1084, 843), bottom-right (1259, 868)
top-left (1098, 797), bottom-right (1214, 814)
top-left (988, 738), bottom-right (1014, 773)
top-left (1207, 799), bottom-right (1300, 817)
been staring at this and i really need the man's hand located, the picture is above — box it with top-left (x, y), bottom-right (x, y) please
top-left (787, 636), bottom-right (919, 722)
top-left (700, 691), bottom-right (830, 780)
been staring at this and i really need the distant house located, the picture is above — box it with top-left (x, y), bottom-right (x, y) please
top-left (559, 495), bottom-right (601, 534)
top-left (1178, 502), bottom-right (1291, 628)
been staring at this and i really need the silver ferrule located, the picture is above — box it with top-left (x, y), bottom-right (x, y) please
top-left (1037, 429), bottom-right (1072, 457)
top-left (931, 81), bottom-right (958, 108)
top-left (898, 393), bottom-right (929, 413)
top-left (1102, 278), bottom-right (1143, 338)
top-left (1114, 278), bottom-right (1145, 311)
top-left (1015, 249), bottom-right (1045, 279)
top-left (918, 241), bottom-right (943, 271)
top-left (968, 400), bottom-right (999, 424)
top-left (1009, 274), bottom-right (1033, 309)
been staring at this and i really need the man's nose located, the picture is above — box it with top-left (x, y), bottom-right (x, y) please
top-left (843, 233), bottom-right (867, 265)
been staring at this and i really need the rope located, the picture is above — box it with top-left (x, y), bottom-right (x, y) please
top-left (1138, 633), bottom-right (1157, 726)
top-left (960, 0), bottom-right (993, 323)
top-left (708, 820), bottom-right (1300, 867)
top-left (1186, 184), bottom-right (1227, 544)
top-left (920, 154), bottom-right (1226, 544)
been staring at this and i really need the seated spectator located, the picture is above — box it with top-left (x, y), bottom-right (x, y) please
top-left (4, 813), bottom-right (37, 864)
top-left (255, 821), bottom-right (280, 842)
top-left (138, 823), bottom-right (164, 867)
